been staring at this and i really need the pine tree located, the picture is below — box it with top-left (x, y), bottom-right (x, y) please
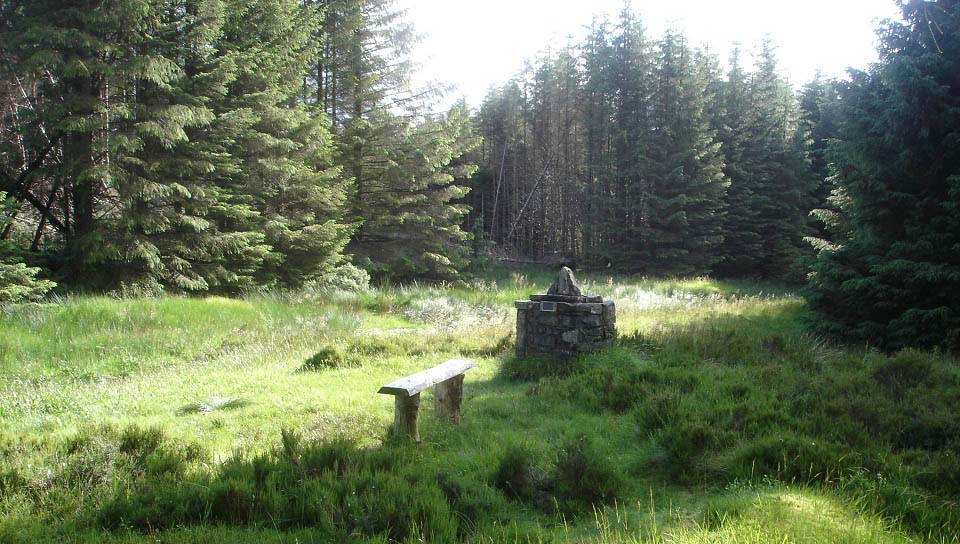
top-left (215, 0), bottom-right (351, 288)
top-left (607, 7), bottom-right (653, 270)
top-left (717, 42), bottom-right (814, 280)
top-left (642, 33), bottom-right (728, 275)
top-left (318, 0), bottom-right (477, 280)
top-left (807, 0), bottom-right (960, 351)
top-left (0, 192), bottom-right (54, 302)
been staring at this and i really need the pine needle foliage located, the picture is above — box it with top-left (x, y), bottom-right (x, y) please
top-left (806, 0), bottom-right (960, 351)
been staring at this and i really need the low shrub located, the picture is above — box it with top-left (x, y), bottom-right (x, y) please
top-left (725, 434), bottom-right (853, 485)
top-left (551, 436), bottom-right (624, 512)
top-left (314, 263), bottom-right (371, 292)
top-left (0, 468), bottom-right (26, 494)
top-left (633, 391), bottom-right (681, 435)
top-left (840, 469), bottom-right (960, 541)
top-left (492, 445), bottom-right (540, 501)
top-left (298, 345), bottom-right (360, 372)
top-left (436, 472), bottom-right (504, 539)
top-left (649, 421), bottom-right (730, 485)
top-left (300, 438), bottom-right (357, 476)
top-left (555, 357), bottom-right (659, 414)
top-left (493, 438), bottom-right (624, 515)
top-left (912, 447), bottom-right (960, 495)
top-left (118, 426), bottom-right (164, 457)
top-left (871, 349), bottom-right (939, 394)
top-left (498, 354), bottom-right (576, 381)
top-left (470, 332), bottom-right (514, 357)
top-left (98, 429), bottom-right (461, 541)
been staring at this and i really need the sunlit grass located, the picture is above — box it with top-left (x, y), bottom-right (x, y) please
top-left (0, 266), bottom-right (956, 542)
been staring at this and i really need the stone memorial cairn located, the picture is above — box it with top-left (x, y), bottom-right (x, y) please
top-left (514, 267), bottom-right (616, 356)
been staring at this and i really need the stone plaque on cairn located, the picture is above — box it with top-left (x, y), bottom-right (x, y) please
top-left (514, 267), bottom-right (616, 356)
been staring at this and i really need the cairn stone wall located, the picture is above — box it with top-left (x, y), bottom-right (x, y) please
top-left (515, 300), bottom-right (616, 356)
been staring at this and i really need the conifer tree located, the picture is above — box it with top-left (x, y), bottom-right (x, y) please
top-left (349, 103), bottom-right (477, 279)
top-left (580, 18), bottom-right (617, 261)
top-left (469, 80), bottom-right (530, 254)
top-left (642, 34), bottom-right (728, 275)
top-left (317, 0), bottom-right (477, 280)
top-left (799, 74), bottom-right (843, 238)
top-left (607, 7), bottom-right (653, 270)
top-left (717, 42), bottom-right (814, 280)
top-left (107, 0), bottom-right (272, 292)
top-left (807, 0), bottom-right (960, 351)
top-left (0, 192), bottom-right (54, 301)
top-left (4, 0), bottom-right (178, 285)
top-left (215, 0), bottom-right (350, 288)
top-left (3, 0), bottom-right (351, 291)
top-left (713, 48), bottom-right (763, 276)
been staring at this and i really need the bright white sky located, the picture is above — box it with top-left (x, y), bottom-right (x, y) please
top-left (402, 0), bottom-right (903, 110)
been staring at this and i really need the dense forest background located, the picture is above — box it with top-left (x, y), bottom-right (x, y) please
top-left (0, 0), bottom-right (478, 293)
top-left (1, 0), bottom-right (958, 352)
top-left (467, 19), bottom-right (818, 282)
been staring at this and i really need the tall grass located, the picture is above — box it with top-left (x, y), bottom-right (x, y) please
top-left (0, 266), bottom-right (957, 542)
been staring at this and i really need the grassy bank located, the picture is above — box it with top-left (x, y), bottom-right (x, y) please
top-left (1, 269), bottom-right (958, 542)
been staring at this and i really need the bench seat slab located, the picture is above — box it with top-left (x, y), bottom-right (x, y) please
top-left (378, 359), bottom-right (475, 397)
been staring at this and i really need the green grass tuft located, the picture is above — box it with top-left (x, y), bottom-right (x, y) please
top-left (178, 397), bottom-right (251, 415)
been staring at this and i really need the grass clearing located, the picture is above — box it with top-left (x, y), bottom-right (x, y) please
top-left (0, 267), bottom-right (958, 542)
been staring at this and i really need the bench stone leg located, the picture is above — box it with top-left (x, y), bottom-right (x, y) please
top-left (393, 393), bottom-right (420, 442)
top-left (434, 374), bottom-right (464, 424)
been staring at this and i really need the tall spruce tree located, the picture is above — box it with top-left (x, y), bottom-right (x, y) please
top-left (717, 42), bottom-right (814, 280)
top-left (607, 7), bottom-right (653, 270)
top-left (642, 33), bottom-right (728, 275)
top-left (317, 0), bottom-right (478, 280)
top-left (347, 102), bottom-right (477, 280)
top-left (713, 47), bottom-right (762, 276)
top-left (107, 0), bottom-right (273, 292)
top-left (799, 74), bottom-right (843, 240)
top-left (2, 0), bottom-right (351, 291)
top-left (807, 0), bottom-right (960, 351)
top-left (3, 0), bottom-right (183, 286)
top-left (469, 79), bottom-right (535, 255)
top-left (470, 9), bottom-right (821, 278)
top-left (752, 42), bottom-right (815, 280)
top-left (215, 0), bottom-right (350, 288)
top-left (580, 18), bottom-right (617, 262)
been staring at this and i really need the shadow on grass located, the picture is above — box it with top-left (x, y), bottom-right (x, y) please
top-left (483, 303), bottom-right (960, 541)
top-left (5, 301), bottom-right (960, 543)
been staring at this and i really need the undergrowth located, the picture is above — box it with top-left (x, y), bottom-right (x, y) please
top-left (0, 268), bottom-right (957, 543)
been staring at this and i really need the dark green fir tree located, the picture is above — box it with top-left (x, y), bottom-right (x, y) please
top-left (717, 42), bottom-right (814, 280)
top-left (807, 0), bottom-right (960, 351)
top-left (642, 32), bottom-right (728, 275)
top-left (317, 0), bottom-right (478, 281)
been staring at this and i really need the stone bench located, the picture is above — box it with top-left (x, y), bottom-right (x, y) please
top-left (378, 359), bottom-right (474, 442)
